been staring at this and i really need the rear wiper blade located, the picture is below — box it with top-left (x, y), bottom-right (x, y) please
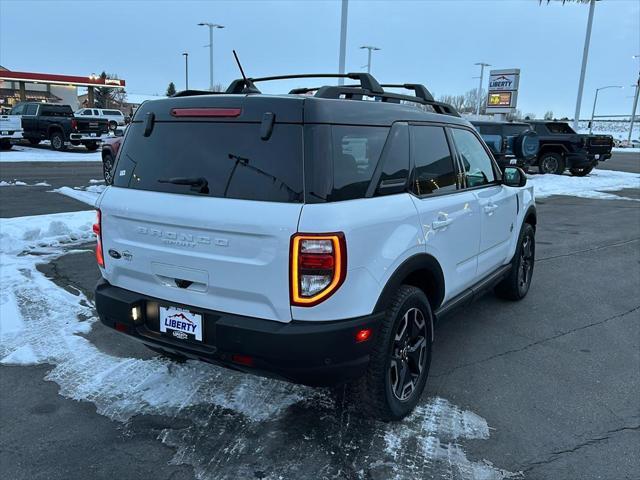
top-left (158, 176), bottom-right (209, 194)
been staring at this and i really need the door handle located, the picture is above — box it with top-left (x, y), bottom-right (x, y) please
top-left (483, 204), bottom-right (499, 215)
top-left (432, 218), bottom-right (453, 230)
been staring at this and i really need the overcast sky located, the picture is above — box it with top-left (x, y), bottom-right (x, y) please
top-left (1, 0), bottom-right (638, 118)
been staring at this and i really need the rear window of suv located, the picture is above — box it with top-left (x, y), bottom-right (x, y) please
top-left (114, 121), bottom-right (304, 203)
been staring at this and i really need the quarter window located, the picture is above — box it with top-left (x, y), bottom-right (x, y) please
top-left (451, 128), bottom-right (496, 188)
top-left (410, 125), bottom-right (457, 195)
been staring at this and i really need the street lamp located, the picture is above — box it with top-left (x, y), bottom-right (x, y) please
top-left (573, 0), bottom-right (597, 130)
top-left (182, 52), bottom-right (189, 91)
top-left (360, 45), bottom-right (381, 74)
top-left (338, 0), bottom-right (349, 85)
top-left (197, 22), bottom-right (224, 91)
top-left (590, 85), bottom-right (623, 133)
top-left (474, 62), bottom-right (490, 116)
top-left (629, 55), bottom-right (640, 142)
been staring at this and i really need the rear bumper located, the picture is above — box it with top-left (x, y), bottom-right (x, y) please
top-left (69, 133), bottom-right (108, 142)
top-left (565, 151), bottom-right (611, 168)
top-left (95, 280), bottom-right (382, 387)
top-left (0, 130), bottom-right (23, 140)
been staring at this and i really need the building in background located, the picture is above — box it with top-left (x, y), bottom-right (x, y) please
top-left (0, 66), bottom-right (125, 110)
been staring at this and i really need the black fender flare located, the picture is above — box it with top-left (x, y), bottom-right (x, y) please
top-left (47, 124), bottom-right (64, 139)
top-left (523, 204), bottom-right (537, 230)
top-left (374, 253), bottom-right (445, 315)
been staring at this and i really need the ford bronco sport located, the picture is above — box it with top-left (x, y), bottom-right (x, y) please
top-left (94, 73), bottom-right (536, 421)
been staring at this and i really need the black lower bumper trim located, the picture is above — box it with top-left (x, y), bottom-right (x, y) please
top-left (95, 280), bottom-right (382, 386)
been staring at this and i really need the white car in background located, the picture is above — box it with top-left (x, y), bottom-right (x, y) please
top-left (0, 112), bottom-right (23, 150)
top-left (75, 108), bottom-right (126, 130)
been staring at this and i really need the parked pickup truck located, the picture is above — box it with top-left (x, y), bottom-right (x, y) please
top-left (527, 120), bottom-right (613, 176)
top-left (11, 102), bottom-right (109, 151)
top-left (0, 113), bottom-right (23, 150)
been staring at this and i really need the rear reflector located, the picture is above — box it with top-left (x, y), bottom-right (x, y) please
top-left (170, 107), bottom-right (242, 118)
top-left (115, 322), bottom-right (128, 333)
top-left (355, 328), bottom-right (372, 343)
top-left (231, 354), bottom-right (254, 367)
top-left (93, 210), bottom-right (104, 268)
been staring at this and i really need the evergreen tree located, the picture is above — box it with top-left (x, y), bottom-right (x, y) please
top-left (166, 82), bottom-right (177, 97)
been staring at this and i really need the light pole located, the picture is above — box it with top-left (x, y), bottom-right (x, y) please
top-left (573, 0), bottom-right (597, 131)
top-left (182, 52), bottom-right (189, 91)
top-left (338, 0), bottom-right (349, 85)
top-left (474, 62), bottom-right (490, 116)
top-left (198, 22), bottom-right (224, 91)
top-left (629, 55), bottom-right (639, 143)
top-left (589, 85), bottom-right (623, 133)
top-left (360, 45), bottom-right (381, 74)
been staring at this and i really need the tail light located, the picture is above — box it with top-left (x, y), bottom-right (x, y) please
top-left (290, 233), bottom-right (346, 307)
top-left (71, 118), bottom-right (78, 131)
top-left (93, 209), bottom-right (104, 268)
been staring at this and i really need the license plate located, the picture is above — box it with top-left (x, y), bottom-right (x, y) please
top-left (91, 133), bottom-right (97, 137)
top-left (594, 154), bottom-right (600, 160)
top-left (509, 159), bottom-right (518, 165)
top-left (1, 131), bottom-right (7, 135)
top-left (160, 306), bottom-right (203, 341)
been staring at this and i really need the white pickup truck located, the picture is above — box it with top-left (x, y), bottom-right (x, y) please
top-left (0, 114), bottom-right (23, 150)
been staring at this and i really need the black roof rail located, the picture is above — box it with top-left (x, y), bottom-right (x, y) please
top-left (226, 72), bottom-right (384, 95)
top-left (381, 83), bottom-right (435, 102)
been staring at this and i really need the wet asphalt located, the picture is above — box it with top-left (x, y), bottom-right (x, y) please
top-left (0, 151), bottom-right (638, 479)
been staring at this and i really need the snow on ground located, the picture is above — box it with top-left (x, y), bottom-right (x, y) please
top-left (0, 180), bottom-right (51, 187)
top-left (528, 168), bottom-right (640, 200)
top-left (0, 210), bottom-right (517, 480)
top-left (0, 144), bottom-right (101, 162)
top-left (53, 185), bottom-right (106, 206)
top-left (612, 147), bottom-right (640, 153)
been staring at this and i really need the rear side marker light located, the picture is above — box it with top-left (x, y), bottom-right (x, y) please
top-left (231, 354), bottom-right (254, 367)
top-left (355, 328), bottom-right (372, 343)
top-left (93, 209), bottom-right (104, 268)
top-left (170, 107), bottom-right (241, 118)
top-left (290, 233), bottom-right (346, 307)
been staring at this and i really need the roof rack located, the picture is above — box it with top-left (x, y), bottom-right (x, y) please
top-left (222, 72), bottom-right (460, 118)
top-left (172, 89), bottom-right (224, 97)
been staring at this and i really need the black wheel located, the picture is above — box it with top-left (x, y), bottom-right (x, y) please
top-left (50, 131), bottom-right (66, 151)
top-left (569, 166), bottom-right (593, 177)
top-left (0, 140), bottom-right (11, 151)
top-left (28, 138), bottom-right (41, 145)
top-left (348, 285), bottom-right (433, 421)
top-left (538, 152), bottom-right (565, 175)
top-left (102, 152), bottom-right (114, 183)
top-left (495, 223), bottom-right (535, 300)
top-left (108, 121), bottom-right (117, 131)
top-left (84, 141), bottom-right (99, 152)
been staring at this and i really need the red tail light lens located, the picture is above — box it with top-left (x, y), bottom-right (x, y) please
top-left (290, 233), bottom-right (346, 307)
top-left (93, 209), bottom-right (104, 268)
top-left (71, 119), bottom-right (78, 131)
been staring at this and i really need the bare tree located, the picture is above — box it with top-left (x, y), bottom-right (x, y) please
top-left (543, 111), bottom-right (554, 120)
top-left (95, 71), bottom-right (127, 108)
top-left (438, 94), bottom-right (465, 112)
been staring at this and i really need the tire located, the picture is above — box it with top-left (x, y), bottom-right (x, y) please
top-left (347, 285), bottom-right (433, 421)
top-left (0, 139), bottom-right (12, 151)
top-left (538, 152), bottom-right (565, 175)
top-left (495, 223), bottom-right (535, 301)
top-left (569, 166), bottom-right (593, 177)
top-left (108, 121), bottom-right (117, 131)
top-left (28, 138), bottom-right (41, 146)
top-left (49, 131), bottom-right (66, 151)
top-left (84, 141), bottom-right (99, 152)
top-left (102, 152), bottom-right (114, 183)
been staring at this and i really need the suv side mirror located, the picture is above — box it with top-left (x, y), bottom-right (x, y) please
top-left (503, 167), bottom-right (527, 187)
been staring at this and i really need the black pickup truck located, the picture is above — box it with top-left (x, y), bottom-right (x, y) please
top-left (527, 120), bottom-right (613, 176)
top-left (11, 102), bottom-right (109, 151)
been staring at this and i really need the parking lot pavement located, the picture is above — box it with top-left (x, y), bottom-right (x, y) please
top-left (0, 161), bottom-right (103, 217)
top-left (601, 150), bottom-right (640, 173)
top-left (0, 153), bottom-right (638, 479)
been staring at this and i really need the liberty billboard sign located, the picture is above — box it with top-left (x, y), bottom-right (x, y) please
top-left (486, 68), bottom-right (520, 114)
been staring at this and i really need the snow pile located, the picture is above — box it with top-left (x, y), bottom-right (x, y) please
top-left (0, 180), bottom-right (51, 187)
top-left (0, 145), bottom-right (101, 162)
top-left (529, 169), bottom-right (640, 200)
top-left (53, 184), bottom-right (107, 206)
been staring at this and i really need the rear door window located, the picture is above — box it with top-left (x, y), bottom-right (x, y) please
top-left (114, 122), bottom-right (303, 203)
top-left (24, 104), bottom-right (38, 116)
top-left (410, 125), bottom-right (458, 196)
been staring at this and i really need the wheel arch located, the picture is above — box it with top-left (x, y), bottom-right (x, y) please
top-left (47, 124), bottom-right (64, 138)
top-left (537, 144), bottom-right (567, 157)
top-left (374, 254), bottom-right (446, 315)
top-left (524, 205), bottom-right (537, 231)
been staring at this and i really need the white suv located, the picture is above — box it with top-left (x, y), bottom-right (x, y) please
top-left (93, 74), bottom-right (536, 420)
top-left (75, 108), bottom-right (125, 129)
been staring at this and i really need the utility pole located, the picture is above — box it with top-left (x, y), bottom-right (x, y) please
top-left (198, 22), bottom-right (224, 90)
top-left (182, 52), bottom-right (189, 90)
top-left (573, 0), bottom-right (596, 130)
top-left (360, 45), bottom-right (381, 74)
top-left (629, 55), bottom-right (640, 143)
top-left (475, 62), bottom-right (490, 116)
top-left (590, 85), bottom-right (622, 134)
top-left (338, 0), bottom-right (348, 85)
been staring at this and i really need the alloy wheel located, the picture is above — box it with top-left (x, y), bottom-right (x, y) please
top-left (518, 234), bottom-right (534, 294)
top-left (389, 307), bottom-right (428, 402)
top-left (541, 156), bottom-right (558, 174)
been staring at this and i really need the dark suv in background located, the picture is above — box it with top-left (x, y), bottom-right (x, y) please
top-left (528, 120), bottom-right (613, 176)
top-left (471, 120), bottom-right (539, 171)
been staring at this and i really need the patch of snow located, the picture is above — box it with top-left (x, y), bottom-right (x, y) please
top-left (0, 145), bottom-right (101, 163)
top-left (529, 169), bottom-right (640, 200)
top-left (612, 147), bottom-right (640, 153)
top-left (0, 180), bottom-right (51, 187)
top-left (52, 186), bottom-right (104, 206)
top-left (89, 179), bottom-right (105, 184)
